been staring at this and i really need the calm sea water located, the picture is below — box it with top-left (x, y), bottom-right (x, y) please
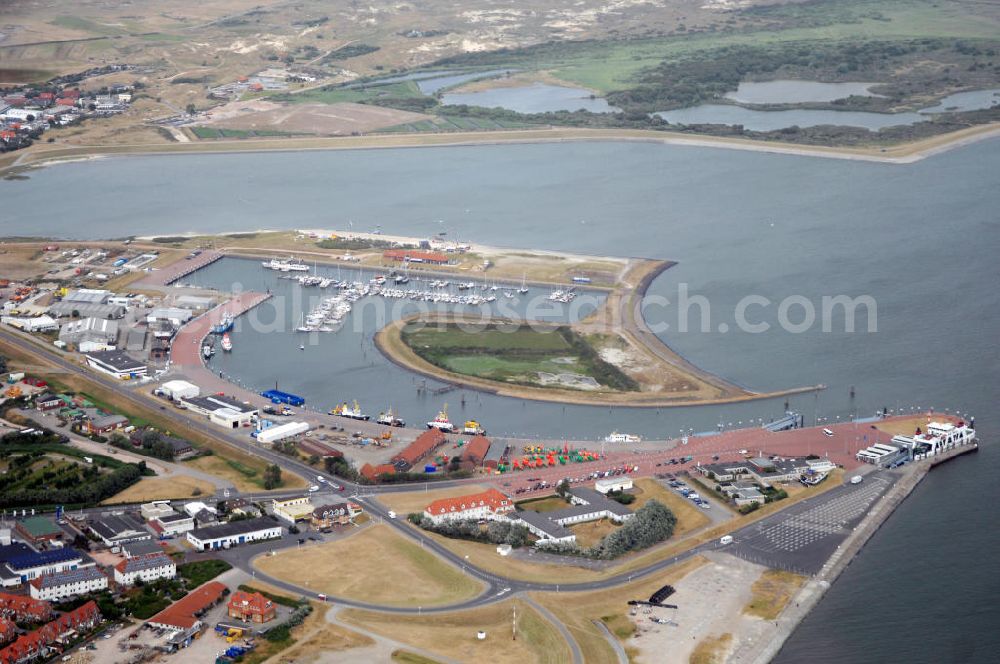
top-left (2, 140), bottom-right (998, 661)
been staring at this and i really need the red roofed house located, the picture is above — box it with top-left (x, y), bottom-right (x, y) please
top-left (227, 590), bottom-right (276, 623)
top-left (147, 581), bottom-right (226, 633)
top-left (463, 435), bottom-right (490, 465)
top-left (0, 620), bottom-right (14, 646)
top-left (423, 488), bottom-right (514, 525)
top-left (360, 463), bottom-right (396, 481)
top-left (392, 429), bottom-right (446, 470)
top-left (0, 592), bottom-right (51, 623)
top-left (0, 601), bottom-right (99, 664)
top-left (382, 249), bottom-right (450, 265)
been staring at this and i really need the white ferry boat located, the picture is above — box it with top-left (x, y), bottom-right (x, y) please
top-left (262, 258), bottom-right (310, 272)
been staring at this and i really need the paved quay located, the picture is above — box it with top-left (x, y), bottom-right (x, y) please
top-left (136, 249), bottom-right (223, 287)
top-left (736, 443), bottom-right (978, 664)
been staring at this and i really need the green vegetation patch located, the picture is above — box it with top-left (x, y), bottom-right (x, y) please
top-left (177, 559), bottom-right (232, 587)
top-left (0, 428), bottom-right (143, 508)
top-left (322, 43), bottom-right (381, 62)
top-left (50, 16), bottom-right (127, 36)
top-left (401, 321), bottom-right (638, 391)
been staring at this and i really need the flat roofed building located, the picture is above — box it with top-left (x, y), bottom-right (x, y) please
top-left (152, 513), bottom-right (195, 538)
top-left (85, 350), bottom-right (146, 379)
top-left (272, 496), bottom-right (313, 524)
top-left (140, 502), bottom-right (175, 521)
top-left (594, 477), bottom-right (633, 494)
top-left (48, 301), bottom-right (125, 320)
top-left (121, 539), bottom-right (164, 558)
top-left (89, 514), bottom-right (150, 547)
top-left (182, 394), bottom-right (257, 417)
top-left (145, 308), bottom-right (192, 326)
top-left (63, 289), bottom-right (110, 304)
top-left (514, 510), bottom-right (576, 543)
top-left (186, 518), bottom-right (282, 551)
top-left (14, 517), bottom-right (61, 546)
top-left (58, 317), bottom-right (118, 345)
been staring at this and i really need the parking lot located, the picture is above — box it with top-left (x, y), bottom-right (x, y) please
top-left (729, 472), bottom-right (895, 573)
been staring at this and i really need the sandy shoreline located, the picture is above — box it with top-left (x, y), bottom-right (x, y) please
top-left (4, 123), bottom-right (999, 176)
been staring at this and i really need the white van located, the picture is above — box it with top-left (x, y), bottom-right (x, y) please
top-left (719, 535), bottom-right (734, 546)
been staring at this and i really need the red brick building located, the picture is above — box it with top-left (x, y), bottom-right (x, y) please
top-left (0, 601), bottom-right (100, 664)
top-left (0, 593), bottom-right (52, 623)
top-left (463, 435), bottom-right (490, 465)
top-left (391, 429), bottom-right (446, 470)
top-left (227, 591), bottom-right (276, 624)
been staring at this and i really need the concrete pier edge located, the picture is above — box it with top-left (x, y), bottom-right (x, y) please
top-left (742, 443), bottom-right (977, 664)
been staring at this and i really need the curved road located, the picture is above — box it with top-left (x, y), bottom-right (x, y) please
top-left (0, 326), bottom-right (848, 619)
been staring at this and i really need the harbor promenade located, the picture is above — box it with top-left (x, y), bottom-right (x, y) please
top-left (138, 249), bottom-right (223, 287)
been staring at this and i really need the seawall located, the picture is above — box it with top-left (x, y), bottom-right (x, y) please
top-left (742, 442), bottom-right (979, 664)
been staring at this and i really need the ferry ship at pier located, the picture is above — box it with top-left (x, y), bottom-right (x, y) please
top-left (330, 400), bottom-right (370, 421)
top-left (262, 258), bottom-right (310, 272)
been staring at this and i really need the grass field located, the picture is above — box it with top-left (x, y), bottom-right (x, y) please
top-left (401, 322), bottom-right (637, 392)
top-left (569, 518), bottom-right (619, 548)
top-left (516, 495), bottom-right (570, 513)
top-left (185, 454), bottom-right (306, 492)
top-left (101, 476), bottom-right (216, 504)
top-left (743, 569), bottom-right (806, 620)
top-left (254, 525), bottom-right (484, 607)
top-left (342, 599), bottom-right (571, 664)
top-left (531, 556), bottom-right (707, 664)
top-left (690, 633), bottom-right (733, 664)
top-left (630, 478), bottom-right (712, 537)
top-left (267, 622), bottom-right (375, 663)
